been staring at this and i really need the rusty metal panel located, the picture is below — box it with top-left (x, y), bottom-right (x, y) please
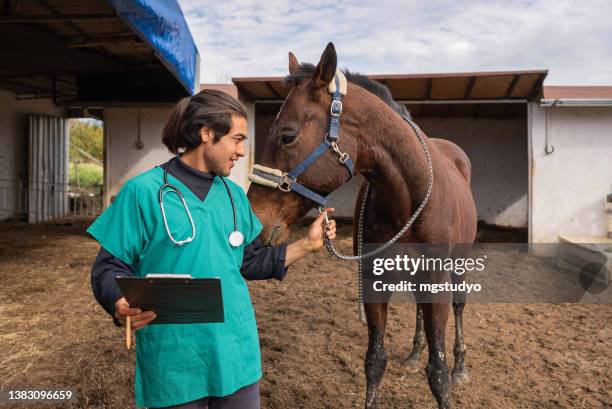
top-left (28, 115), bottom-right (69, 223)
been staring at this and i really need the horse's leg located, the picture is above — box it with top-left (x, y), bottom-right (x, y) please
top-left (364, 302), bottom-right (388, 409)
top-left (451, 287), bottom-right (469, 385)
top-left (423, 302), bottom-right (452, 409)
top-left (404, 302), bottom-right (426, 373)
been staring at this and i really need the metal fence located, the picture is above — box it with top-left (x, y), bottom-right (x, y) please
top-left (68, 185), bottom-right (104, 217)
top-left (0, 178), bottom-right (103, 220)
top-left (0, 179), bottom-right (28, 218)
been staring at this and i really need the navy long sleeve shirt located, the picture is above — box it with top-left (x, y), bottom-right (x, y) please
top-left (91, 156), bottom-right (288, 324)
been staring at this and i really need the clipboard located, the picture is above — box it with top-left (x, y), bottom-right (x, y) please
top-left (116, 276), bottom-right (224, 324)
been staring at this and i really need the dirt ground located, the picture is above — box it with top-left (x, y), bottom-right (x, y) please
top-left (0, 218), bottom-right (610, 409)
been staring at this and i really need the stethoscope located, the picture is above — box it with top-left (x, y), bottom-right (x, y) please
top-left (158, 156), bottom-right (244, 247)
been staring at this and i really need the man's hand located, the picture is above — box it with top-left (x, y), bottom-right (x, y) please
top-left (304, 208), bottom-right (337, 251)
top-left (284, 208), bottom-right (337, 267)
top-left (114, 297), bottom-right (156, 330)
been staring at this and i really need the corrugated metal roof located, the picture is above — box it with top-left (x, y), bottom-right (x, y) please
top-left (0, 0), bottom-right (198, 103)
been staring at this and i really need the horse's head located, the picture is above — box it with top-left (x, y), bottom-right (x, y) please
top-left (248, 43), bottom-right (359, 245)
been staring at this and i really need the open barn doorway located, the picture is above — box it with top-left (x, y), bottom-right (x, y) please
top-left (67, 118), bottom-right (104, 218)
top-left (23, 115), bottom-right (104, 223)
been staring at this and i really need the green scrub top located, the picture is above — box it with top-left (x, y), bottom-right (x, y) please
top-left (87, 167), bottom-right (263, 408)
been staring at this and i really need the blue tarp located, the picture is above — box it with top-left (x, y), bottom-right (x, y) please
top-left (107, 0), bottom-right (199, 95)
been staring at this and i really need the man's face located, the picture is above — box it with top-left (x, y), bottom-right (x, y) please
top-left (203, 115), bottom-right (248, 176)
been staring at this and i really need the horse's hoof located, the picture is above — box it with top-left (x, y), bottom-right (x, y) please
top-left (403, 355), bottom-right (422, 374)
top-left (452, 369), bottom-right (469, 385)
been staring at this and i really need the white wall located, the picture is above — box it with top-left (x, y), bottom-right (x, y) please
top-left (528, 103), bottom-right (612, 243)
top-left (104, 106), bottom-right (255, 206)
top-left (104, 107), bottom-right (173, 205)
top-left (0, 90), bottom-right (64, 220)
top-left (236, 100), bottom-right (256, 189)
top-left (419, 117), bottom-right (528, 227)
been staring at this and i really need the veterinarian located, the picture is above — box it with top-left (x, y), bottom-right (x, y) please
top-left (88, 89), bottom-right (336, 409)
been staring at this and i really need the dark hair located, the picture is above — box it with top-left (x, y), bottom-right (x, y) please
top-left (162, 89), bottom-right (248, 154)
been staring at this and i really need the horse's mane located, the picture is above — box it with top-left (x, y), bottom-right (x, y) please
top-left (284, 63), bottom-right (411, 119)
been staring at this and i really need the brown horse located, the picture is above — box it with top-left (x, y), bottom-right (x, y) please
top-left (247, 43), bottom-right (477, 409)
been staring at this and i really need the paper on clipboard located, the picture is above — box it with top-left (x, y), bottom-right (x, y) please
top-left (116, 276), bottom-right (224, 324)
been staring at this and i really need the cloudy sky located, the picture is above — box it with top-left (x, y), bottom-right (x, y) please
top-left (177, 0), bottom-right (612, 85)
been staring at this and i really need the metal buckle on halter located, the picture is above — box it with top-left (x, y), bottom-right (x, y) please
top-left (325, 132), bottom-right (337, 143)
top-left (330, 100), bottom-right (342, 117)
top-left (278, 174), bottom-right (294, 192)
top-left (331, 141), bottom-right (349, 164)
top-left (338, 152), bottom-right (350, 164)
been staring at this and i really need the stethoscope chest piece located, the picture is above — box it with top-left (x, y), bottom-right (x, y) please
top-left (228, 231), bottom-right (244, 247)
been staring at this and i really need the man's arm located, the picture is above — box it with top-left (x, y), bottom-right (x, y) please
top-left (91, 247), bottom-right (156, 329)
top-left (283, 209), bottom-right (336, 266)
top-left (91, 247), bottom-right (133, 326)
top-left (241, 239), bottom-right (289, 280)
top-left (240, 209), bottom-right (337, 281)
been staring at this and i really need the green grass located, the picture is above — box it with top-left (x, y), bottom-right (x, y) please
top-left (69, 162), bottom-right (103, 187)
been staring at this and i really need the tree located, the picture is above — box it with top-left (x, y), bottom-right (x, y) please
top-left (69, 119), bottom-right (103, 162)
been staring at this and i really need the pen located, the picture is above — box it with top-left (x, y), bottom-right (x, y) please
top-left (126, 315), bottom-right (131, 350)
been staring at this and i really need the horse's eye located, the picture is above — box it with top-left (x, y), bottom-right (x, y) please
top-left (280, 133), bottom-right (298, 146)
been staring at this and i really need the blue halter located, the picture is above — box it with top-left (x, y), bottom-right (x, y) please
top-left (250, 74), bottom-right (354, 207)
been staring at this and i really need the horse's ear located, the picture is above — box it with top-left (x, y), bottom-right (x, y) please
top-left (310, 42), bottom-right (337, 91)
top-left (288, 52), bottom-right (299, 75)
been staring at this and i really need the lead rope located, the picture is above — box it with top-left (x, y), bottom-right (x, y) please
top-left (321, 116), bottom-right (434, 323)
top-left (356, 184), bottom-right (369, 323)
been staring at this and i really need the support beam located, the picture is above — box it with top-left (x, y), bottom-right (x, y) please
top-left (35, 0), bottom-right (92, 38)
top-left (33, 0), bottom-right (131, 66)
top-left (0, 79), bottom-right (52, 93)
top-left (464, 76), bottom-right (476, 99)
top-left (264, 82), bottom-right (280, 99)
top-left (236, 84), bottom-right (256, 102)
top-left (425, 78), bottom-right (432, 100)
top-left (0, 13), bottom-right (117, 23)
top-left (67, 34), bottom-right (139, 48)
top-left (0, 63), bottom-right (163, 81)
top-left (16, 92), bottom-right (53, 100)
top-left (47, 76), bottom-right (76, 86)
top-left (504, 74), bottom-right (521, 98)
top-left (527, 73), bottom-right (547, 101)
top-left (0, 78), bottom-right (74, 98)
